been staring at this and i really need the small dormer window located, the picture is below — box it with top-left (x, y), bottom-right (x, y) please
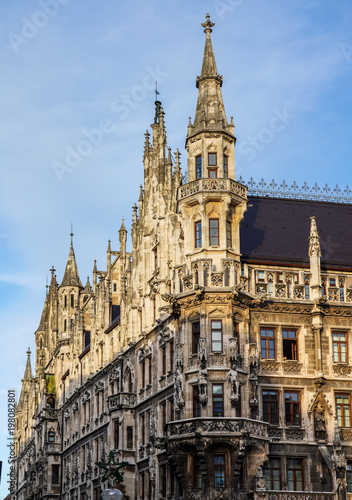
top-left (208, 153), bottom-right (217, 166)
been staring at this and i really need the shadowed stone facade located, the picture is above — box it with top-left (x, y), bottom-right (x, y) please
top-left (13, 13), bottom-right (352, 500)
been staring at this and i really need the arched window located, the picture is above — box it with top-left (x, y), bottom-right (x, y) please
top-left (48, 430), bottom-right (55, 443)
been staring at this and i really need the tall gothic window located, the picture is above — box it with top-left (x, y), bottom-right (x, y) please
top-left (287, 459), bottom-right (303, 491)
top-left (212, 384), bottom-right (224, 417)
top-left (213, 455), bottom-right (225, 488)
top-left (336, 393), bottom-right (351, 427)
top-left (209, 219), bottom-right (219, 246)
top-left (196, 155), bottom-right (202, 179)
top-left (262, 390), bottom-right (278, 424)
top-left (285, 391), bottom-right (301, 426)
top-left (195, 221), bottom-right (202, 248)
top-left (261, 328), bottom-right (276, 359)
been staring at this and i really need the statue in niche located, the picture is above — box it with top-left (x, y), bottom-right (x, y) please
top-left (227, 364), bottom-right (240, 404)
top-left (174, 367), bottom-right (184, 410)
top-left (198, 337), bottom-right (207, 367)
top-left (197, 368), bottom-right (208, 405)
top-left (314, 404), bottom-right (326, 441)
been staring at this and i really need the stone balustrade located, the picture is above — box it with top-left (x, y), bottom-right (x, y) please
top-left (179, 178), bottom-right (247, 200)
top-left (108, 392), bottom-right (136, 411)
top-left (167, 417), bottom-right (268, 439)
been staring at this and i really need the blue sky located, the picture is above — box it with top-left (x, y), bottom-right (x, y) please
top-left (0, 0), bottom-right (352, 495)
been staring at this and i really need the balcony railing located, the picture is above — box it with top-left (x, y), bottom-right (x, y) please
top-left (166, 417), bottom-right (268, 439)
top-left (179, 178), bottom-right (247, 200)
top-left (108, 392), bottom-right (136, 411)
top-left (257, 492), bottom-right (335, 500)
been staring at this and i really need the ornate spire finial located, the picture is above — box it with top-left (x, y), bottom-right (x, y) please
top-left (27, 347), bottom-right (31, 357)
top-left (70, 222), bottom-right (74, 247)
top-left (155, 81), bottom-right (160, 101)
top-left (50, 266), bottom-right (56, 277)
top-left (201, 13), bottom-right (215, 34)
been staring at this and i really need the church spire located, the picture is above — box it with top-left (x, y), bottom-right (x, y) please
top-left (60, 239), bottom-right (83, 288)
top-left (197, 14), bottom-right (222, 87)
top-left (189, 13), bottom-right (234, 139)
top-left (23, 348), bottom-right (33, 381)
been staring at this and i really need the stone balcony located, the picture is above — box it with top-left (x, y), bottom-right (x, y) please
top-left (166, 417), bottom-right (268, 440)
top-left (179, 178), bottom-right (247, 200)
top-left (255, 492), bottom-right (335, 500)
top-left (108, 392), bottom-right (136, 411)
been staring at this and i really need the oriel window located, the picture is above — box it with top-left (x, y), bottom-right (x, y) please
top-left (192, 321), bottom-right (201, 354)
top-left (208, 152), bottom-right (217, 166)
top-left (196, 155), bottom-right (202, 179)
top-left (209, 219), bottom-right (219, 246)
top-left (195, 221), bottom-right (202, 248)
top-left (223, 155), bottom-right (228, 177)
top-left (211, 320), bottom-right (222, 352)
top-left (213, 455), bottom-right (225, 488)
top-left (226, 221), bottom-right (232, 248)
top-left (212, 384), bottom-right (224, 417)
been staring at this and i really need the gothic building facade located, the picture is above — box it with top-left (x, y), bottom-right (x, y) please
top-left (13, 14), bottom-right (352, 500)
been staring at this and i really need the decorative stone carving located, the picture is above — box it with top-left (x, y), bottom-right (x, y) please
top-left (285, 427), bottom-right (305, 441)
top-left (174, 366), bottom-right (185, 412)
top-left (197, 368), bottom-right (208, 405)
top-left (333, 364), bottom-right (352, 376)
top-left (82, 390), bottom-right (91, 403)
top-left (227, 366), bottom-right (240, 406)
top-left (95, 381), bottom-right (104, 394)
top-left (109, 366), bottom-right (120, 383)
top-left (197, 337), bottom-right (207, 367)
top-left (282, 361), bottom-right (303, 374)
top-left (260, 360), bottom-right (281, 373)
top-left (314, 403), bottom-right (326, 441)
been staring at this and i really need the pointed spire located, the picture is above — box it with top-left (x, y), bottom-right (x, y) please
top-left (143, 130), bottom-right (151, 159)
top-left (189, 14), bottom-right (232, 137)
top-left (85, 276), bottom-right (92, 293)
top-left (23, 348), bottom-right (33, 381)
top-left (37, 294), bottom-right (48, 332)
top-left (197, 14), bottom-right (222, 86)
top-left (138, 185), bottom-right (144, 202)
top-left (119, 218), bottom-right (127, 233)
top-left (167, 146), bottom-right (172, 164)
top-left (60, 245), bottom-right (83, 288)
top-left (107, 239), bottom-right (111, 252)
top-left (309, 217), bottom-right (321, 257)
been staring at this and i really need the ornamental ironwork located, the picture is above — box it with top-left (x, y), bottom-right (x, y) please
top-left (238, 176), bottom-right (352, 204)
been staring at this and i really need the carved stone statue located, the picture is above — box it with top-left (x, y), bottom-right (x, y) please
top-left (174, 367), bottom-right (185, 411)
top-left (197, 337), bottom-right (207, 367)
top-left (255, 466), bottom-right (266, 491)
top-left (227, 365), bottom-right (240, 404)
top-left (197, 368), bottom-right (208, 405)
top-left (314, 405), bottom-right (326, 441)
